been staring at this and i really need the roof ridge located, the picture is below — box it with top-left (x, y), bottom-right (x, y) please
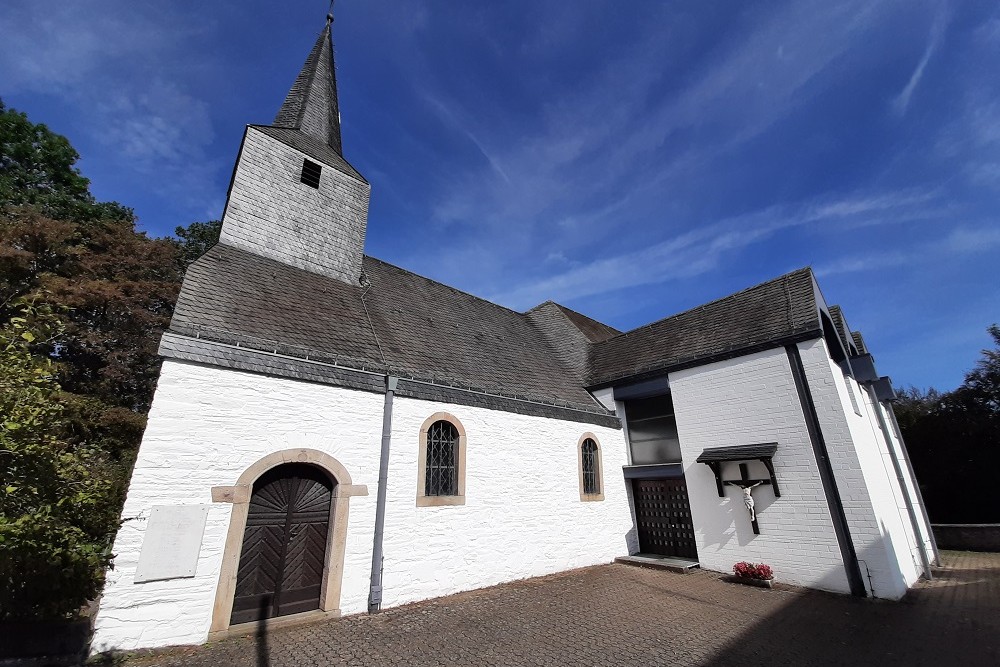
top-left (552, 302), bottom-right (621, 334)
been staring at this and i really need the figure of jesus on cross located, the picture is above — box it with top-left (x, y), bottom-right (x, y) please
top-left (728, 480), bottom-right (764, 521)
top-left (723, 462), bottom-right (770, 534)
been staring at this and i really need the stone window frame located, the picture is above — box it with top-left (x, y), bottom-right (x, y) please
top-left (416, 412), bottom-right (467, 507)
top-left (577, 433), bottom-right (605, 502)
top-left (208, 448), bottom-right (368, 639)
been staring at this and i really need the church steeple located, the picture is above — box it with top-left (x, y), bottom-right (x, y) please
top-left (217, 10), bottom-right (370, 286)
top-left (273, 14), bottom-right (343, 156)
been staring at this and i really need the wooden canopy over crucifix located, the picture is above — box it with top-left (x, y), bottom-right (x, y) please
top-left (696, 443), bottom-right (780, 535)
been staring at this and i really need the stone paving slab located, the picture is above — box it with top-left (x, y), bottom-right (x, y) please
top-left (118, 550), bottom-right (999, 667)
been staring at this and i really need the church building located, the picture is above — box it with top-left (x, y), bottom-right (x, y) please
top-left (92, 16), bottom-right (938, 652)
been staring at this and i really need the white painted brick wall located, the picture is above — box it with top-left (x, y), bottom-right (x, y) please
top-left (797, 339), bottom-right (912, 599)
top-left (854, 378), bottom-right (922, 584)
top-left (669, 347), bottom-right (852, 593)
top-left (92, 360), bottom-right (631, 652)
top-left (219, 128), bottom-right (370, 284)
top-left (878, 400), bottom-right (936, 564)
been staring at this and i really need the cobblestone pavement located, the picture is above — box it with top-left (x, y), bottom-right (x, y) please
top-left (123, 551), bottom-right (999, 667)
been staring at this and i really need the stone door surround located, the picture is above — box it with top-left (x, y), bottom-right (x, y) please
top-left (208, 448), bottom-right (368, 637)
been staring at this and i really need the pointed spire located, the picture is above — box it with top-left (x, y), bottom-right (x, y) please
top-left (274, 15), bottom-right (343, 155)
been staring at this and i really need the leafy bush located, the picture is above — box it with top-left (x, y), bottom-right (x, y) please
top-left (733, 561), bottom-right (773, 580)
top-left (0, 301), bottom-right (121, 620)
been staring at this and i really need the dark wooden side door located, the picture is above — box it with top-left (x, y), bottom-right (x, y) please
top-left (231, 463), bottom-right (333, 625)
top-left (633, 478), bottom-right (698, 559)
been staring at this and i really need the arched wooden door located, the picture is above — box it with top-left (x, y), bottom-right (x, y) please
top-left (231, 463), bottom-right (334, 625)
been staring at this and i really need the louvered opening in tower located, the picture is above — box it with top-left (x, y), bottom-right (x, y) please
top-left (300, 158), bottom-right (322, 188)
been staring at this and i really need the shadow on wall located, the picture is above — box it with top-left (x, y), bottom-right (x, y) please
top-left (693, 555), bottom-right (998, 666)
top-left (699, 487), bottom-right (777, 550)
top-left (855, 520), bottom-right (907, 599)
top-left (688, 458), bottom-right (777, 552)
top-left (256, 598), bottom-right (270, 667)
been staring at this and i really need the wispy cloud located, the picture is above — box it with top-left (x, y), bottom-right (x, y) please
top-left (892, 8), bottom-right (949, 116)
top-left (0, 2), bottom-right (223, 221)
top-left (421, 93), bottom-right (510, 183)
top-left (490, 188), bottom-right (934, 308)
top-left (815, 225), bottom-right (1000, 277)
top-left (397, 0), bottom-right (904, 291)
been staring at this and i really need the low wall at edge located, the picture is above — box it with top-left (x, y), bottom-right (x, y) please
top-left (931, 524), bottom-right (1000, 552)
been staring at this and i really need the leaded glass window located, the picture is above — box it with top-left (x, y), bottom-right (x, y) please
top-left (582, 438), bottom-right (599, 495)
top-left (425, 420), bottom-right (458, 496)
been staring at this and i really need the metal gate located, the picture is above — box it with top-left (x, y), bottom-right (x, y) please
top-left (633, 478), bottom-right (698, 559)
top-left (231, 463), bottom-right (333, 625)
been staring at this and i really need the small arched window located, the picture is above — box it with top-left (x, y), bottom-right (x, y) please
top-left (578, 434), bottom-right (605, 501)
top-left (582, 439), bottom-right (599, 495)
top-left (417, 413), bottom-right (467, 507)
top-left (425, 420), bottom-right (458, 496)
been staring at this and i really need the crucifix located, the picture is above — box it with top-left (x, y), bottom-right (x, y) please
top-left (723, 463), bottom-right (772, 535)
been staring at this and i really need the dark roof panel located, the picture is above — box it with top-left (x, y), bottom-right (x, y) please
top-left (851, 330), bottom-right (868, 355)
top-left (696, 443), bottom-right (779, 463)
top-left (587, 268), bottom-right (821, 386)
top-left (553, 303), bottom-right (620, 343)
top-left (828, 305), bottom-right (856, 354)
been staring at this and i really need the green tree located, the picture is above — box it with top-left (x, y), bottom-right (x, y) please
top-left (896, 325), bottom-right (1000, 523)
top-left (0, 99), bottom-right (132, 223)
top-left (175, 219), bottom-right (221, 270)
top-left (0, 301), bottom-right (120, 620)
top-left (956, 324), bottom-right (1000, 414)
top-left (1, 100), bottom-right (221, 620)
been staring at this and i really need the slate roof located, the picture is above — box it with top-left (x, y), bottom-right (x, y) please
top-left (525, 302), bottom-right (620, 380)
top-left (170, 244), bottom-right (829, 410)
top-left (587, 268), bottom-right (822, 387)
top-left (170, 244), bottom-right (604, 412)
top-left (250, 125), bottom-right (365, 183)
top-left (552, 303), bottom-right (620, 343)
top-left (851, 330), bottom-right (868, 355)
top-left (695, 443), bottom-right (778, 463)
top-left (828, 305), bottom-right (856, 355)
top-left (273, 21), bottom-right (342, 155)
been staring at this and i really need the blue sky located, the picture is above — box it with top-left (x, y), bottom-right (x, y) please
top-left (1, 1), bottom-right (998, 392)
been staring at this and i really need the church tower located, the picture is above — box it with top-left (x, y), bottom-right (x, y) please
top-left (218, 14), bottom-right (370, 285)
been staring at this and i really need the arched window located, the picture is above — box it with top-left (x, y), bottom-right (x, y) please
top-left (577, 434), bottom-right (605, 501)
top-left (425, 420), bottom-right (458, 496)
top-left (417, 413), bottom-right (467, 506)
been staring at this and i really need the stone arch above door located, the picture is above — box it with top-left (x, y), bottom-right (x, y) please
top-left (209, 449), bottom-right (368, 636)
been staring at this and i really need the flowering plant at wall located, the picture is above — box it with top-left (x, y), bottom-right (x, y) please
top-left (733, 562), bottom-right (774, 580)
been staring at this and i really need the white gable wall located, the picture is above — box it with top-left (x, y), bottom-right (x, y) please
top-left (92, 359), bottom-right (631, 652)
top-left (878, 399), bottom-right (936, 566)
top-left (797, 338), bottom-right (913, 599)
top-left (668, 347), bottom-right (852, 593)
top-left (857, 383), bottom-right (923, 583)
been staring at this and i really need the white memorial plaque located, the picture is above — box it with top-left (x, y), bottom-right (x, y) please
top-left (134, 505), bottom-right (210, 583)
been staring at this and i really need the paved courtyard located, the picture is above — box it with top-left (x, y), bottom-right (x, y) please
top-left (122, 551), bottom-right (999, 667)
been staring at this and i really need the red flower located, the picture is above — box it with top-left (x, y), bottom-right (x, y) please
top-left (733, 561), bottom-right (773, 580)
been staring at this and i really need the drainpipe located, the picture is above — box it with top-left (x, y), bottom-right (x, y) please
top-left (886, 406), bottom-right (941, 566)
top-left (863, 384), bottom-right (932, 580)
top-left (368, 375), bottom-right (398, 613)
